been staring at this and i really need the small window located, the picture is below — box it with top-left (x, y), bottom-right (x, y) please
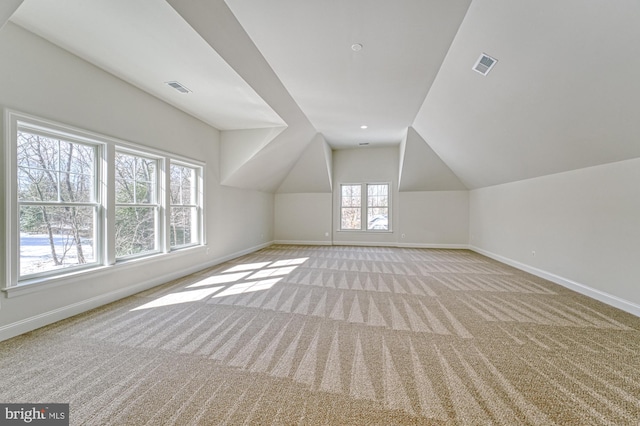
top-left (340, 183), bottom-right (390, 231)
top-left (340, 184), bottom-right (362, 230)
top-left (17, 129), bottom-right (101, 278)
top-left (114, 151), bottom-right (159, 258)
top-left (367, 184), bottom-right (389, 231)
top-left (169, 162), bottom-right (201, 248)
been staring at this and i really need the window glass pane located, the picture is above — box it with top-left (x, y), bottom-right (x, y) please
top-left (18, 167), bottom-right (58, 202)
top-left (367, 184), bottom-right (389, 230)
top-left (170, 206), bottom-right (196, 247)
top-left (170, 164), bottom-right (195, 205)
top-left (340, 184), bottom-right (362, 230)
top-left (115, 206), bottom-right (157, 257)
top-left (367, 208), bottom-right (389, 230)
top-left (17, 131), bottom-right (96, 203)
top-left (341, 208), bottom-right (361, 230)
top-left (115, 152), bottom-right (156, 204)
top-left (19, 205), bottom-right (96, 276)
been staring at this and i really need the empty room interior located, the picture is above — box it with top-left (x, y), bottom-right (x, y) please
top-left (1, 0), bottom-right (639, 424)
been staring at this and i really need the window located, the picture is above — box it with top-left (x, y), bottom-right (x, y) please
top-left (16, 129), bottom-right (100, 278)
top-left (340, 184), bottom-right (361, 230)
top-left (169, 162), bottom-right (201, 248)
top-left (339, 183), bottom-right (390, 231)
top-left (115, 151), bottom-right (159, 258)
top-left (367, 184), bottom-right (389, 230)
top-left (5, 111), bottom-right (205, 288)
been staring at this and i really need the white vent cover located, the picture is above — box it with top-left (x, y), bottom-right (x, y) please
top-left (165, 81), bottom-right (192, 93)
top-left (472, 53), bottom-right (497, 76)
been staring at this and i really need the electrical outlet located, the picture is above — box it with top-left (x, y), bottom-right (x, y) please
top-left (401, 233), bottom-right (406, 239)
top-left (531, 250), bottom-right (536, 257)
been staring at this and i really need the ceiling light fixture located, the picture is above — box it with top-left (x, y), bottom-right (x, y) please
top-left (360, 125), bottom-right (368, 129)
top-left (165, 81), bottom-right (192, 93)
top-left (351, 43), bottom-right (363, 52)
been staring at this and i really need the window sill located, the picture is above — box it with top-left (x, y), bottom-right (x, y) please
top-left (2, 245), bottom-right (207, 298)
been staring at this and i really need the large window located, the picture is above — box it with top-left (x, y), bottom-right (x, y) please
top-left (5, 112), bottom-right (205, 287)
top-left (339, 183), bottom-right (390, 231)
top-left (17, 129), bottom-right (100, 278)
top-left (115, 151), bottom-right (159, 258)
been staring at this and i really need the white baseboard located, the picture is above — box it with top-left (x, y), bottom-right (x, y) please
top-left (396, 243), bottom-right (469, 249)
top-left (0, 241), bottom-right (273, 342)
top-left (273, 240), bottom-right (332, 246)
top-left (470, 245), bottom-right (640, 318)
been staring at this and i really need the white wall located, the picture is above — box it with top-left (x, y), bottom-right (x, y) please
top-left (0, 23), bottom-right (274, 340)
top-left (274, 193), bottom-right (332, 244)
top-left (332, 147), bottom-right (399, 245)
top-left (469, 158), bottom-right (640, 314)
top-left (398, 191), bottom-right (469, 247)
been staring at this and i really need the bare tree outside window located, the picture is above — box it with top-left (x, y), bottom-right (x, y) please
top-left (114, 152), bottom-right (158, 258)
top-left (341, 184), bottom-right (361, 230)
top-left (170, 163), bottom-right (199, 248)
top-left (17, 131), bottom-right (97, 276)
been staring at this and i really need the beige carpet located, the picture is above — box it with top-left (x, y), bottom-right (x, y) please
top-left (1, 245), bottom-right (639, 425)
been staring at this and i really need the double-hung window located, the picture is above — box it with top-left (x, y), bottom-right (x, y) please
top-left (114, 151), bottom-right (160, 258)
top-left (339, 183), bottom-right (390, 231)
top-left (169, 162), bottom-right (201, 248)
top-left (5, 111), bottom-right (205, 289)
top-left (16, 127), bottom-right (101, 278)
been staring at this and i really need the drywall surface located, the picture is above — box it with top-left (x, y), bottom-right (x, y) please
top-left (274, 193), bottom-right (332, 244)
top-left (469, 157), bottom-right (640, 310)
top-left (332, 147), bottom-right (399, 245)
top-left (0, 23), bottom-right (274, 339)
top-left (398, 191), bottom-right (469, 247)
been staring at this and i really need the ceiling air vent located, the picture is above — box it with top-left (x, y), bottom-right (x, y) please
top-left (165, 81), bottom-right (192, 93)
top-left (472, 53), bottom-right (497, 76)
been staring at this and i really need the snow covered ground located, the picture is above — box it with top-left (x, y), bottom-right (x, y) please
top-left (20, 233), bottom-right (95, 276)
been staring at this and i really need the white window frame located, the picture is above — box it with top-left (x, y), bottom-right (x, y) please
top-left (339, 182), bottom-right (391, 232)
top-left (114, 148), bottom-right (163, 260)
top-left (3, 110), bottom-right (206, 292)
top-left (168, 160), bottom-right (203, 250)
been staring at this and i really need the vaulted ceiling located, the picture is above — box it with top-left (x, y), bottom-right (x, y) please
top-left (7, 0), bottom-right (640, 192)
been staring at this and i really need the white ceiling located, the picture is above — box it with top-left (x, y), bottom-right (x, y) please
top-left (7, 0), bottom-right (640, 190)
top-left (225, 0), bottom-right (471, 148)
top-left (10, 0), bottom-right (285, 131)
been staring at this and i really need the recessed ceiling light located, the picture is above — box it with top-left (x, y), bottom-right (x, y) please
top-left (165, 81), bottom-right (192, 93)
top-left (351, 43), bottom-right (363, 52)
top-left (360, 125), bottom-right (368, 129)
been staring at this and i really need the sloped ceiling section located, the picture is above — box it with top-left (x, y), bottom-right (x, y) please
top-left (165, 0), bottom-right (319, 191)
top-left (225, 0), bottom-right (472, 149)
top-left (220, 126), bottom-right (286, 184)
top-left (0, 0), bottom-right (22, 30)
top-left (277, 133), bottom-right (333, 193)
top-left (399, 127), bottom-right (467, 191)
top-left (413, 0), bottom-right (640, 189)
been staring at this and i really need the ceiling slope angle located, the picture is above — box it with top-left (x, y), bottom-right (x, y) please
top-left (10, 0), bottom-right (285, 131)
top-left (399, 127), bottom-right (467, 191)
top-left (168, 0), bottom-right (318, 192)
top-left (412, 0), bottom-right (640, 189)
top-left (225, 0), bottom-right (472, 149)
top-left (277, 133), bottom-right (333, 193)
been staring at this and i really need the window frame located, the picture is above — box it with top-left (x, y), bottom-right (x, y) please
top-left (114, 148), bottom-right (162, 260)
top-left (338, 182), bottom-right (391, 232)
top-left (3, 110), bottom-right (206, 291)
top-left (168, 160), bottom-right (203, 250)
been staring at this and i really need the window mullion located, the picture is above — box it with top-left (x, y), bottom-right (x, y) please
top-left (105, 144), bottom-right (116, 265)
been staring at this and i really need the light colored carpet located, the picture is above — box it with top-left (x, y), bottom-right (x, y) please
top-left (1, 245), bottom-right (639, 425)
